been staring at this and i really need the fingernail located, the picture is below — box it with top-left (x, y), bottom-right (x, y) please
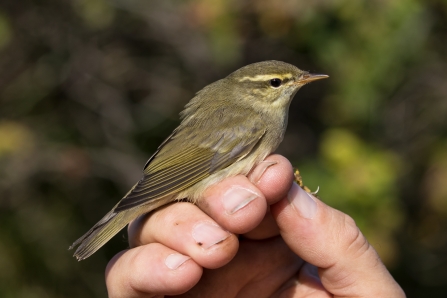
top-left (288, 182), bottom-right (317, 219)
top-left (165, 253), bottom-right (190, 270)
top-left (249, 160), bottom-right (277, 184)
top-left (222, 186), bottom-right (259, 214)
top-left (192, 222), bottom-right (230, 249)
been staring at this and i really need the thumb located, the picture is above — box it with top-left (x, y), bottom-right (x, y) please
top-left (271, 183), bottom-right (405, 297)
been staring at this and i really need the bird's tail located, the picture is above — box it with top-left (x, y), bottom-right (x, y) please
top-left (70, 193), bottom-right (174, 261)
top-left (69, 206), bottom-right (141, 260)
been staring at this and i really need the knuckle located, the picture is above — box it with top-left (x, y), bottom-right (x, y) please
top-left (339, 213), bottom-right (371, 259)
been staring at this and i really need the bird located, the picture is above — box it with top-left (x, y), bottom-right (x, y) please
top-left (70, 60), bottom-right (328, 260)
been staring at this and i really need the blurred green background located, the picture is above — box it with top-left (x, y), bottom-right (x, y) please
top-left (1, 0), bottom-right (446, 297)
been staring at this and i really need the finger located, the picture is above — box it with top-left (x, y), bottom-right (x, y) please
top-left (242, 208), bottom-right (278, 240)
top-left (271, 263), bottom-right (331, 298)
top-left (105, 244), bottom-right (202, 297)
top-left (249, 154), bottom-right (295, 205)
top-left (271, 183), bottom-right (405, 297)
top-left (196, 154), bottom-right (294, 239)
top-left (175, 237), bottom-right (303, 298)
top-left (198, 175), bottom-right (268, 235)
top-left (128, 202), bottom-right (239, 269)
top-left (292, 263), bottom-right (332, 297)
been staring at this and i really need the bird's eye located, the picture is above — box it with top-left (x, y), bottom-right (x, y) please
top-left (270, 78), bottom-right (282, 88)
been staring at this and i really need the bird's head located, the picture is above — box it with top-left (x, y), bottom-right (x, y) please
top-left (226, 60), bottom-right (328, 109)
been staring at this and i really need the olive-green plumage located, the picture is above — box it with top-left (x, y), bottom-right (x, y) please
top-left (70, 60), bottom-right (328, 260)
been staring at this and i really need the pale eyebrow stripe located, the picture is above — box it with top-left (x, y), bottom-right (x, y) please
top-left (238, 74), bottom-right (293, 82)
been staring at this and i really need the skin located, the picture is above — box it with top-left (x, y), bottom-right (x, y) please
top-left (105, 154), bottom-right (405, 297)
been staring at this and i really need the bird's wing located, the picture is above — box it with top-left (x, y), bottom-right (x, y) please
top-left (114, 112), bottom-right (266, 212)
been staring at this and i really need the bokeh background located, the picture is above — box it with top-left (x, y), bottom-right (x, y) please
top-left (1, 0), bottom-right (446, 297)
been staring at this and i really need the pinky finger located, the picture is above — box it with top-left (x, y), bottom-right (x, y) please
top-left (106, 243), bottom-right (203, 298)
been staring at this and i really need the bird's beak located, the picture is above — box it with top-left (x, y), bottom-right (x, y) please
top-left (297, 73), bottom-right (329, 85)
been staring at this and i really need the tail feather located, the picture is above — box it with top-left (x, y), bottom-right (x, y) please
top-left (70, 210), bottom-right (135, 260)
top-left (70, 194), bottom-right (175, 260)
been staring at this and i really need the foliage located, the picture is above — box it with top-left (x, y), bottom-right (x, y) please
top-left (1, 0), bottom-right (447, 296)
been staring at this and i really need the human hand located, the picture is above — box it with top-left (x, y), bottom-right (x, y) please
top-left (105, 154), bottom-right (405, 297)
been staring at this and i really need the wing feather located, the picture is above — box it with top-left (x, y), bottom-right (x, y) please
top-left (114, 110), bottom-right (266, 213)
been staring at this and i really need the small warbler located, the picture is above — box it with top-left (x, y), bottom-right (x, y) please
top-left (70, 60), bottom-right (328, 260)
